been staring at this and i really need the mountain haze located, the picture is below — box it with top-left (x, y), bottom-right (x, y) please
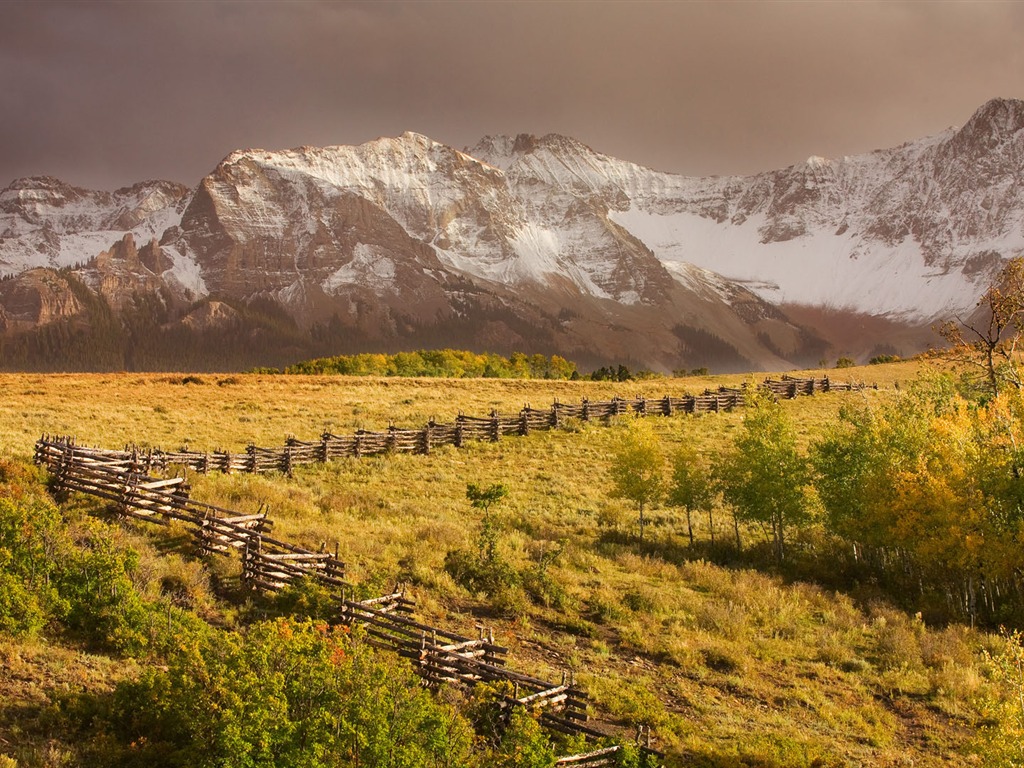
top-left (1, 98), bottom-right (1022, 372)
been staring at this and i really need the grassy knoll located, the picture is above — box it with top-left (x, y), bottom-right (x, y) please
top-left (1, 359), bottom-right (1003, 767)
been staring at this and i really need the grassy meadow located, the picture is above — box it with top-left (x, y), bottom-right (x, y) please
top-left (0, 359), bottom-right (1007, 767)
top-left (0, 363), bottom-right (915, 457)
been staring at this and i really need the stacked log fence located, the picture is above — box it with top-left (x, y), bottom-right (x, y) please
top-left (32, 376), bottom-right (866, 762)
top-left (33, 435), bottom-right (661, 762)
top-left (34, 438), bottom-right (342, 592)
top-left (760, 374), bottom-right (862, 398)
top-left (55, 377), bottom-right (862, 479)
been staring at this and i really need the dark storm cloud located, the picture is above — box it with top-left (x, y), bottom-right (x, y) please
top-left (2, 0), bottom-right (1022, 190)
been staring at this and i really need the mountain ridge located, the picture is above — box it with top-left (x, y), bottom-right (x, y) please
top-left (1, 98), bottom-right (1021, 371)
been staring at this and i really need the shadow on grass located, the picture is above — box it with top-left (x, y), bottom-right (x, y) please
top-left (681, 747), bottom-right (838, 768)
top-left (594, 526), bottom-right (1024, 629)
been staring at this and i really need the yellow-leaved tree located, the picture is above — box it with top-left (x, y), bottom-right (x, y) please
top-left (813, 381), bottom-right (1024, 623)
top-left (609, 417), bottom-right (665, 542)
top-left (668, 440), bottom-right (714, 546)
top-left (716, 391), bottom-right (810, 561)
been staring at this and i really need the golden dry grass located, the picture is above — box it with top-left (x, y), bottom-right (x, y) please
top-left (0, 360), bottom-right (919, 459)
top-left (3, 357), bottom-right (988, 767)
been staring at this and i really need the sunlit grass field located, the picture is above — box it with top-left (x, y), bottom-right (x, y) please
top-left (1, 359), bottom-right (994, 767)
top-left (0, 362), bottom-right (916, 457)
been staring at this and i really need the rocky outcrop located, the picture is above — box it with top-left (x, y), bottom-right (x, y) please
top-left (180, 300), bottom-right (239, 331)
top-left (76, 233), bottom-right (173, 313)
top-left (0, 268), bottom-right (85, 329)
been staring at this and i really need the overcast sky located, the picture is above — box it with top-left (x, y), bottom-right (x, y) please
top-left (2, 0), bottom-right (1022, 191)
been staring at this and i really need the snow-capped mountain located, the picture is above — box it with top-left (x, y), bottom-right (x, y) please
top-left (0, 176), bottom-right (189, 274)
top-left (1, 98), bottom-right (1022, 372)
top-left (160, 134), bottom-right (793, 370)
top-left (471, 98), bottom-right (1024, 323)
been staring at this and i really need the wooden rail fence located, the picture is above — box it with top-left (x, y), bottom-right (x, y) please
top-left (35, 439), bottom-right (344, 591)
top-left (58, 376), bottom-right (864, 478)
top-left (33, 375), bottom-right (868, 760)
top-left (33, 437), bottom-right (661, 762)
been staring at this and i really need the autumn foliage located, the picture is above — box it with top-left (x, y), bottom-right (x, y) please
top-left (812, 381), bottom-right (1024, 624)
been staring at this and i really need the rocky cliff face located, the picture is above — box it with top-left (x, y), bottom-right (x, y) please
top-left (0, 268), bottom-right (85, 330)
top-left (1, 98), bottom-right (1022, 371)
top-left (77, 233), bottom-right (174, 313)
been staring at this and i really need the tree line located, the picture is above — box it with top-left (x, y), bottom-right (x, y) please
top-left (282, 349), bottom-right (580, 379)
top-left (606, 381), bottom-right (1024, 764)
top-left (613, 377), bottom-right (1024, 626)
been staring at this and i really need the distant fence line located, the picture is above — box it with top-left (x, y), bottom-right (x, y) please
top-left (33, 437), bottom-right (659, 762)
top-left (46, 376), bottom-right (865, 478)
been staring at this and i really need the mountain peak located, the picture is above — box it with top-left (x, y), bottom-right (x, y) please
top-left (466, 135), bottom-right (519, 170)
top-left (4, 175), bottom-right (79, 191)
top-left (1, 175), bottom-right (87, 201)
top-left (968, 97), bottom-right (1024, 127)
top-left (950, 97), bottom-right (1024, 152)
top-left (398, 130), bottom-right (433, 144)
top-left (467, 133), bottom-right (601, 172)
top-left (0, 176), bottom-right (92, 221)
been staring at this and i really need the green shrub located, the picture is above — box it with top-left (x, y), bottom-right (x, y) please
top-left (973, 630), bottom-right (1024, 766)
top-left (521, 543), bottom-right (570, 610)
top-left (615, 743), bottom-right (662, 768)
top-left (558, 417), bottom-right (586, 434)
top-left (622, 588), bottom-right (659, 615)
top-left (265, 577), bottom-right (339, 623)
top-left (86, 619), bottom-right (473, 768)
top-left (0, 481), bottom-right (66, 637)
top-left (0, 462), bottom-right (202, 654)
top-left (55, 519), bottom-right (155, 655)
top-left (494, 707), bottom-right (556, 767)
top-left (587, 588), bottom-right (626, 624)
top-left (521, 567), bottom-right (569, 610)
top-left (872, 610), bottom-right (923, 671)
top-left (491, 583), bottom-right (531, 619)
top-left (700, 643), bottom-right (747, 675)
top-left (445, 483), bottom-right (522, 605)
top-left (0, 563), bottom-right (48, 636)
top-left (443, 546), bottom-right (519, 597)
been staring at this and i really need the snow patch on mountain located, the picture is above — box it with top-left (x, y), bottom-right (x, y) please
top-left (662, 260), bottom-right (736, 304)
top-left (160, 245), bottom-right (208, 298)
top-left (611, 206), bottom-right (997, 320)
top-left (323, 244), bottom-right (397, 294)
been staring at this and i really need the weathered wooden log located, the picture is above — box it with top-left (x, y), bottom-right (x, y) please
top-left (554, 745), bottom-right (622, 766)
